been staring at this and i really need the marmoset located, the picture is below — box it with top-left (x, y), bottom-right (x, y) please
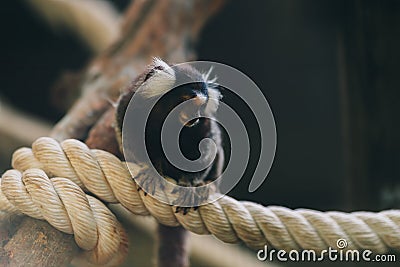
top-left (115, 58), bottom-right (224, 212)
top-left (111, 58), bottom-right (226, 267)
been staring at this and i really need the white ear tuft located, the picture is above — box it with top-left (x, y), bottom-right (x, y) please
top-left (202, 66), bottom-right (217, 84)
top-left (138, 58), bottom-right (176, 98)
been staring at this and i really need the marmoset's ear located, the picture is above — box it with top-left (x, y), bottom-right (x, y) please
top-left (137, 57), bottom-right (176, 99)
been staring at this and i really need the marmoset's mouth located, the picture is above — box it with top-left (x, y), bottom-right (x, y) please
top-left (179, 111), bottom-right (200, 127)
top-left (184, 118), bottom-right (200, 127)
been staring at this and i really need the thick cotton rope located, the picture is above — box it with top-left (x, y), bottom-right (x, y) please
top-left (1, 137), bottom-right (400, 264)
top-left (0, 167), bottom-right (128, 266)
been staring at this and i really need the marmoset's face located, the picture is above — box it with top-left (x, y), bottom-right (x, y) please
top-left (137, 58), bottom-right (221, 129)
top-left (147, 81), bottom-right (208, 129)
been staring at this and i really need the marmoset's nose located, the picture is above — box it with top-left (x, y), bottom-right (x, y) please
top-left (192, 94), bottom-right (207, 106)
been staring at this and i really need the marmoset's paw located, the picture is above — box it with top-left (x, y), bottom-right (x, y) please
top-left (172, 180), bottom-right (213, 215)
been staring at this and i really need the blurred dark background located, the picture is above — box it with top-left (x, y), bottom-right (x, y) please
top-left (0, 0), bottom-right (399, 214)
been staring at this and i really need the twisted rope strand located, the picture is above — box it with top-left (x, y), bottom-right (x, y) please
top-left (2, 137), bottom-right (400, 264)
top-left (0, 168), bottom-right (128, 265)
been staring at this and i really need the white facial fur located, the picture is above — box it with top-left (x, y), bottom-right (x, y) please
top-left (204, 87), bottom-right (222, 115)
